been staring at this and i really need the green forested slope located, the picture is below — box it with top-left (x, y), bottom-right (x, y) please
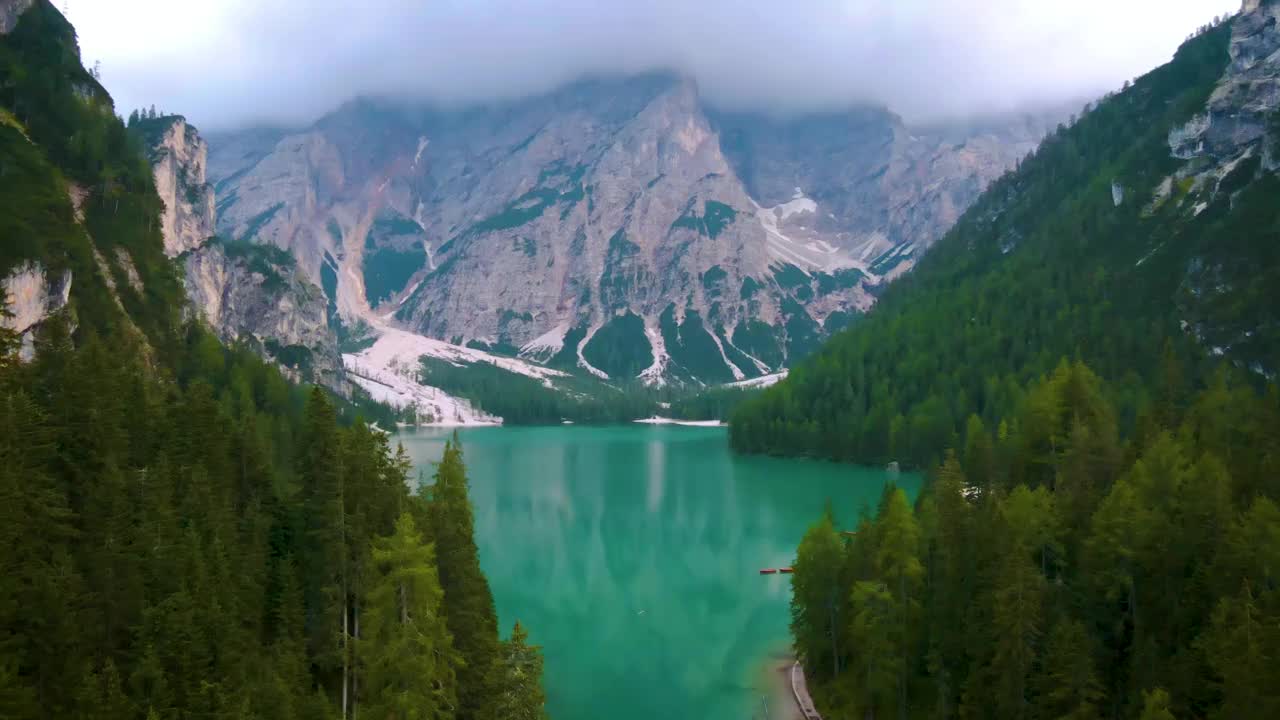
top-left (0, 3), bottom-right (547, 718)
top-left (730, 19), bottom-right (1278, 469)
top-left (789, 359), bottom-right (1280, 719)
top-left (756, 10), bottom-right (1280, 720)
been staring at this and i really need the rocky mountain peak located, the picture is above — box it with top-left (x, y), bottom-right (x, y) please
top-left (207, 74), bottom-right (1059, 384)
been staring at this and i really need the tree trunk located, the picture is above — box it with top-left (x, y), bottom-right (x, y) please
top-left (342, 596), bottom-right (349, 719)
top-left (353, 600), bottom-right (360, 720)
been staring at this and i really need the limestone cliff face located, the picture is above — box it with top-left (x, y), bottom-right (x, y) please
top-left (138, 117), bottom-right (341, 383)
top-left (1170, 0), bottom-right (1280, 165)
top-left (0, 261), bottom-right (71, 359)
top-left (1161, 0), bottom-right (1280, 367)
top-left (209, 74), bottom-right (1055, 383)
top-left (145, 117), bottom-right (216, 256)
top-left (183, 242), bottom-right (340, 384)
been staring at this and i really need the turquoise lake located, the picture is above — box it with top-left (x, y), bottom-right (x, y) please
top-left (395, 425), bottom-right (918, 720)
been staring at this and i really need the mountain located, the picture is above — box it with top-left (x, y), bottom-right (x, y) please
top-left (207, 75), bottom-right (1058, 385)
top-left (731, 2), bottom-right (1279, 466)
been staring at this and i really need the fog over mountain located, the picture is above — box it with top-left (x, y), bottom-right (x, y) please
top-left (68, 0), bottom-right (1236, 129)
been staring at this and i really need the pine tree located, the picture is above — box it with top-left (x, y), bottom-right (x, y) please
top-left (490, 622), bottom-right (548, 720)
top-left (297, 388), bottom-right (348, 699)
top-left (361, 514), bottom-right (459, 720)
top-left (873, 487), bottom-right (923, 720)
top-left (1139, 688), bottom-right (1176, 720)
top-left (790, 508), bottom-right (846, 680)
top-left (1200, 581), bottom-right (1280, 720)
top-left (1036, 619), bottom-right (1103, 720)
top-left (427, 437), bottom-right (501, 720)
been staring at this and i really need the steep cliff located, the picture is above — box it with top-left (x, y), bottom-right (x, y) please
top-left (132, 114), bottom-right (342, 383)
top-left (209, 75), bottom-right (1054, 384)
top-left (136, 115), bottom-right (216, 256)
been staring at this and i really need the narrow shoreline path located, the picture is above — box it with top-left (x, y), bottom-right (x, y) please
top-left (790, 662), bottom-right (823, 720)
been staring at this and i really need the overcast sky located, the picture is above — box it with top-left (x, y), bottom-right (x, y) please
top-left (65, 0), bottom-right (1239, 131)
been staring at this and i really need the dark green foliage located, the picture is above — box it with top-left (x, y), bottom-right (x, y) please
top-left (701, 264), bottom-right (728, 294)
top-left (815, 268), bottom-right (865, 296)
top-left (732, 319), bottom-right (784, 371)
top-left (239, 202), bottom-right (284, 242)
top-left (772, 263), bottom-right (810, 291)
top-left (419, 357), bottom-right (658, 424)
top-left (490, 622), bottom-right (549, 720)
top-left (370, 213), bottom-right (425, 239)
top-left (581, 311), bottom-right (653, 379)
top-left (0, 1), bottom-right (182, 345)
top-left (659, 304), bottom-right (735, 383)
top-left (740, 276), bottom-right (762, 299)
top-left (0, 8), bottom-right (548, 717)
top-left (599, 229), bottom-right (650, 310)
top-left (363, 244), bottom-right (426, 306)
top-left (263, 338), bottom-right (313, 372)
top-left (467, 166), bottom-right (585, 235)
top-left (665, 384), bottom-right (760, 420)
top-left (545, 324), bottom-right (589, 371)
top-left (781, 298), bottom-right (822, 362)
top-left (714, 324), bottom-right (762, 379)
top-left (206, 236), bottom-right (295, 294)
top-left (731, 21), bottom-right (1242, 466)
top-left (788, 359), bottom-right (1280, 720)
top-left (320, 253), bottom-right (339, 325)
top-left (427, 438), bottom-right (502, 720)
top-left (671, 199), bottom-right (738, 239)
top-left (823, 311), bottom-right (857, 334)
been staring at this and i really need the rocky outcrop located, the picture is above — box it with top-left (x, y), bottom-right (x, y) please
top-left (145, 117), bottom-right (216, 256)
top-left (135, 116), bottom-right (342, 384)
top-left (0, 0), bottom-right (33, 35)
top-left (1170, 2), bottom-right (1280, 163)
top-left (1, 261), bottom-right (71, 359)
top-left (209, 74), bottom-right (1056, 383)
top-left (183, 241), bottom-right (340, 384)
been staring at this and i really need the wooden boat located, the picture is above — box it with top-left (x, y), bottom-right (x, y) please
top-left (759, 568), bottom-right (777, 575)
top-left (778, 567), bottom-right (794, 574)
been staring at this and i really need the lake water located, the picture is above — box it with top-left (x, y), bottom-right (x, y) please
top-left (395, 425), bottom-right (918, 720)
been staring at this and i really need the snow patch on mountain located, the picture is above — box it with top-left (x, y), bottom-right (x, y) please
top-left (520, 323), bottom-right (569, 359)
top-left (727, 370), bottom-right (789, 389)
top-left (639, 319), bottom-right (672, 387)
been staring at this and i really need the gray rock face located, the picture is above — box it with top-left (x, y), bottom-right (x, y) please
top-left (183, 241), bottom-right (341, 384)
top-left (0, 0), bottom-right (33, 35)
top-left (1160, 1), bottom-right (1280, 369)
top-left (140, 117), bottom-right (342, 383)
top-left (210, 74), bottom-right (1054, 383)
top-left (0, 261), bottom-right (71, 359)
top-left (147, 117), bottom-right (216, 257)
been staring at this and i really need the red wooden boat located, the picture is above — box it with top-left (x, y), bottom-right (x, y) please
top-left (759, 568), bottom-right (777, 575)
top-left (778, 567), bottom-right (794, 574)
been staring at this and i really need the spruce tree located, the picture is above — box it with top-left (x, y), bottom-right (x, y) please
top-left (790, 509), bottom-right (846, 680)
top-left (427, 437), bottom-right (501, 720)
top-left (362, 514), bottom-right (459, 720)
top-left (490, 622), bottom-right (548, 720)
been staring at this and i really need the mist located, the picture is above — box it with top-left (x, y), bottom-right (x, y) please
top-left (66, 0), bottom-right (1239, 131)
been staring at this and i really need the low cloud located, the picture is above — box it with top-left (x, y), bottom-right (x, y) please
top-left (69, 0), bottom-right (1238, 130)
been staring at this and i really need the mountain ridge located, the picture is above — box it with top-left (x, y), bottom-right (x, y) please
top-left (206, 72), bottom-right (1060, 385)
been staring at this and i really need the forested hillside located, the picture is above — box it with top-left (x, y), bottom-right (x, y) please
top-left (790, 358), bottom-right (1280, 719)
top-left (0, 2), bottom-right (546, 718)
top-left (730, 15), bottom-right (1277, 470)
top-left (766, 7), bottom-right (1280, 719)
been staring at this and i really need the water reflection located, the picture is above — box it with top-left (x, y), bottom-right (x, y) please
top-left (395, 426), bottom-right (917, 720)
